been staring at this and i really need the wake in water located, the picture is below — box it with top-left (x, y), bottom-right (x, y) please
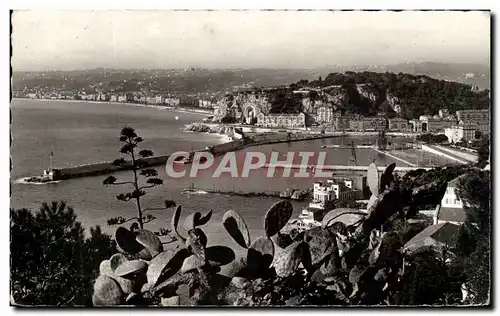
top-left (181, 189), bottom-right (209, 195)
top-left (14, 177), bottom-right (61, 185)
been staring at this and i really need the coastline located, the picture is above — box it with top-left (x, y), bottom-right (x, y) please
top-left (12, 97), bottom-right (214, 117)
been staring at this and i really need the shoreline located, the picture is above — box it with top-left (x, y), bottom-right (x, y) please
top-left (12, 97), bottom-right (214, 117)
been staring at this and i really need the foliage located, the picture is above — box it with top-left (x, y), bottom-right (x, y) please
top-left (10, 201), bottom-right (116, 306)
top-left (417, 133), bottom-right (449, 144)
top-left (103, 127), bottom-right (176, 231)
top-left (91, 163), bottom-right (487, 306)
top-left (455, 171), bottom-right (491, 304)
top-left (300, 71), bottom-right (489, 119)
top-left (476, 137), bottom-right (490, 169)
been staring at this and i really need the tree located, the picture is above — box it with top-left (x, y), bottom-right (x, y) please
top-left (103, 127), bottom-right (176, 230)
top-left (476, 137), bottom-right (490, 169)
top-left (10, 201), bottom-right (116, 306)
top-left (455, 171), bottom-right (491, 304)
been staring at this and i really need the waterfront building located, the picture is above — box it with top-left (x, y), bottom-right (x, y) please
top-left (110, 95), bottom-right (117, 102)
top-left (349, 116), bottom-right (386, 132)
top-left (388, 117), bottom-right (409, 132)
top-left (117, 95), bottom-right (127, 103)
top-left (445, 125), bottom-right (477, 143)
top-left (433, 175), bottom-right (467, 225)
top-left (315, 106), bottom-right (334, 126)
top-left (410, 116), bottom-right (455, 133)
top-left (310, 179), bottom-right (363, 209)
top-left (456, 109), bottom-right (489, 122)
top-left (155, 96), bottom-right (164, 104)
top-left (165, 97), bottom-right (181, 106)
top-left (256, 112), bottom-right (306, 128)
top-left (333, 115), bottom-right (352, 131)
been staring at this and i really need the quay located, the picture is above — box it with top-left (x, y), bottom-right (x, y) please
top-left (42, 132), bottom-right (349, 181)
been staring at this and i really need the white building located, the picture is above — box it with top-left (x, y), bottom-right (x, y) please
top-left (256, 112), bottom-right (306, 128)
top-left (310, 179), bottom-right (361, 209)
top-left (434, 175), bottom-right (467, 225)
top-left (445, 125), bottom-right (477, 144)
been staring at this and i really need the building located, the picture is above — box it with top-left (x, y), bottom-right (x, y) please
top-left (388, 118), bottom-right (409, 132)
top-left (456, 109), bottom-right (489, 122)
top-left (349, 116), bottom-right (386, 132)
top-left (434, 175), bottom-right (467, 225)
top-left (403, 222), bottom-right (461, 254)
top-left (333, 115), bottom-right (352, 131)
top-left (445, 125), bottom-right (477, 144)
top-left (110, 95), bottom-right (117, 102)
top-left (409, 116), bottom-right (455, 133)
top-left (117, 95), bottom-right (127, 103)
top-left (256, 112), bottom-right (306, 128)
top-left (310, 179), bottom-right (363, 209)
top-left (439, 109), bottom-right (449, 118)
top-left (316, 106), bottom-right (334, 126)
top-left (155, 96), bottom-right (164, 104)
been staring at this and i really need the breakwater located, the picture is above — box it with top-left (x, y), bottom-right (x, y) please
top-left (48, 132), bottom-right (340, 180)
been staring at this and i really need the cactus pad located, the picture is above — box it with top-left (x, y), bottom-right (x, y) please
top-left (247, 236), bottom-right (274, 273)
top-left (93, 275), bottom-right (123, 306)
top-left (206, 245), bottom-right (236, 267)
top-left (367, 162), bottom-right (379, 196)
top-left (273, 242), bottom-right (303, 278)
top-left (114, 260), bottom-right (148, 278)
top-left (181, 254), bottom-right (205, 273)
top-left (136, 229), bottom-right (163, 257)
top-left (264, 200), bottom-right (293, 237)
top-left (146, 249), bottom-right (176, 288)
top-left (114, 226), bottom-right (144, 255)
top-left (222, 210), bottom-right (251, 248)
top-left (380, 163), bottom-right (396, 192)
top-left (110, 253), bottom-right (128, 273)
top-left (273, 232), bottom-right (294, 249)
top-left (99, 259), bottom-right (113, 277)
top-left (304, 226), bottom-right (336, 266)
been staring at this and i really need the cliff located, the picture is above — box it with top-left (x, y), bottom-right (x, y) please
top-left (212, 71), bottom-right (490, 122)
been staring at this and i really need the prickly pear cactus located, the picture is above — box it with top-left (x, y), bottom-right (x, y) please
top-left (247, 236), bottom-right (274, 274)
top-left (93, 275), bottom-right (124, 306)
top-left (136, 229), bottom-right (163, 257)
top-left (380, 163), bottom-right (396, 192)
top-left (114, 226), bottom-right (144, 254)
top-left (273, 241), bottom-right (306, 278)
top-left (264, 200), bottom-right (293, 237)
top-left (223, 210), bottom-right (251, 248)
top-left (206, 245), bottom-right (236, 267)
top-left (273, 232), bottom-right (293, 249)
top-left (184, 210), bottom-right (213, 230)
top-left (114, 260), bottom-right (148, 278)
top-left (303, 226), bottom-right (335, 266)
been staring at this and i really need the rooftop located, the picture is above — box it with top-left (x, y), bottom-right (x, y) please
top-left (404, 222), bottom-right (461, 253)
top-left (438, 206), bottom-right (467, 223)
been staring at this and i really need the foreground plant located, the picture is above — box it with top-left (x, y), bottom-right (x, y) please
top-left (93, 162), bottom-right (468, 306)
top-left (103, 127), bottom-right (176, 232)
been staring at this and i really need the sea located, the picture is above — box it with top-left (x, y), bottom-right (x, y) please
top-left (10, 99), bottom-right (422, 258)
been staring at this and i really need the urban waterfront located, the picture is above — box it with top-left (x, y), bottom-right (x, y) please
top-left (10, 99), bottom-right (453, 255)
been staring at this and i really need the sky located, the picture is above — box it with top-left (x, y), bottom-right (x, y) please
top-left (11, 10), bottom-right (491, 71)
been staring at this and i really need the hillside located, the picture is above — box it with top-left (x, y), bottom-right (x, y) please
top-left (213, 71), bottom-right (490, 123)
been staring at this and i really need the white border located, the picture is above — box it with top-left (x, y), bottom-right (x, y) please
top-left (2, 1), bottom-right (498, 315)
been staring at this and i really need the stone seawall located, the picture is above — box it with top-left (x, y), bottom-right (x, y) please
top-left (52, 133), bottom-right (337, 180)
